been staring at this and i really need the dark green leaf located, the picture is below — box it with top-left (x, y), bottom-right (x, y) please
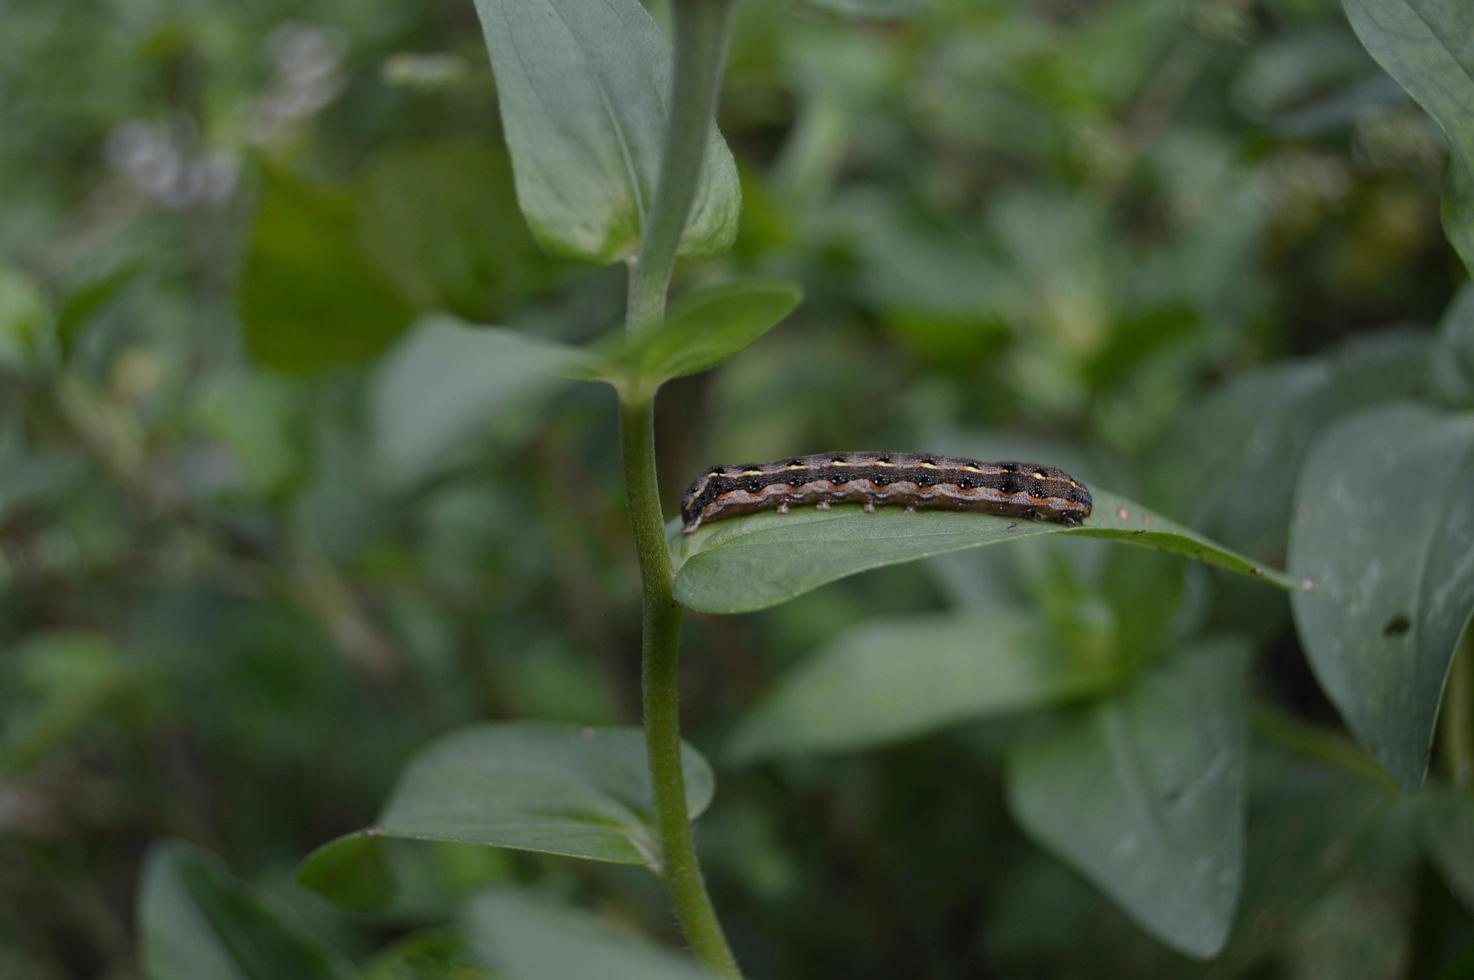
top-left (1342, 0), bottom-right (1474, 274)
top-left (240, 167), bottom-right (413, 373)
top-left (368, 316), bottom-right (586, 489)
top-left (470, 0), bottom-right (740, 263)
top-left (463, 890), bottom-right (716, 980)
top-left (1289, 404), bottom-right (1474, 789)
top-left (1005, 639), bottom-right (1251, 959)
top-left (139, 842), bottom-right (356, 980)
top-left (585, 278), bottom-right (802, 390)
top-left (357, 141), bottom-right (557, 323)
top-left (294, 832), bottom-right (396, 913)
top-left (298, 723), bottom-right (714, 908)
top-left (1417, 786), bottom-right (1474, 912)
top-left (727, 609), bottom-right (1117, 761)
top-left (674, 488), bottom-right (1304, 614)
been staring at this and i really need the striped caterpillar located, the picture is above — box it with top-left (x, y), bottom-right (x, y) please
top-left (680, 452), bottom-right (1092, 534)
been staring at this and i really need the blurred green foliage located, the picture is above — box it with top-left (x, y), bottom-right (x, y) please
top-left (3, 0), bottom-right (1473, 977)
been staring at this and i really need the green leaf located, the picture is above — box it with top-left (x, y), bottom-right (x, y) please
top-left (1433, 284), bottom-right (1474, 406)
top-left (295, 832), bottom-right (397, 913)
top-left (0, 263), bottom-right (53, 370)
top-left (364, 929), bottom-right (491, 980)
top-left (1449, 162), bottom-right (1474, 279)
top-left (1288, 404), bottom-right (1474, 789)
top-left (585, 278), bottom-right (802, 390)
top-left (802, 0), bottom-right (934, 19)
top-left (1342, 0), bottom-right (1474, 274)
top-left (1150, 333), bottom-right (1434, 552)
top-left (139, 842), bottom-right (357, 980)
top-left (727, 609), bottom-right (1118, 761)
top-left (471, 0), bottom-right (740, 264)
top-left (1005, 639), bottom-right (1251, 959)
top-left (368, 316), bottom-right (586, 489)
top-left (674, 488), bottom-right (1304, 615)
top-left (357, 141), bottom-right (558, 323)
top-left (298, 723), bottom-right (715, 908)
top-left (463, 890), bottom-right (716, 980)
top-left (0, 452), bottom-right (85, 526)
top-left (188, 370), bottom-right (305, 500)
top-left (1416, 787), bottom-right (1474, 912)
top-left (1, 632), bottom-right (129, 775)
top-left (240, 167), bottom-right (414, 373)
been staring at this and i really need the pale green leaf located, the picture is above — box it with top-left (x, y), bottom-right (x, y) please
top-left (727, 609), bottom-right (1117, 761)
top-left (674, 488), bottom-right (1304, 614)
top-left (471, 0), bottom-right (740, 264)
top-left (368, 316), bottom-right (586, 489)
top-left (463, 891), bottom-right (716, 980)
top-left (298, 723), bottom-right (714, 909)
top-left (584, 278), bottom-right (802, 390)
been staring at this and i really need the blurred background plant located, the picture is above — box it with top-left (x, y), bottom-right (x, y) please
top-left (2, 0), bottom-right (1472, 977)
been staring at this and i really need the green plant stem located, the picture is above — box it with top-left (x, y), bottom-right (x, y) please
top-left (619, 397), bottom-right (740, 976)
top-left (1443, 630), bottom-right (1473, 786)
top-left (625, 0), bottom-right (737, 333)
top-left (1252, 705), bottom-right (1399, 793)
top-left (614, 1), bottom-right (742, 972)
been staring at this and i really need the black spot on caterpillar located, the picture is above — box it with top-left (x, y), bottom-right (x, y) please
top-left (680, 452), bottom-right (1092, 533)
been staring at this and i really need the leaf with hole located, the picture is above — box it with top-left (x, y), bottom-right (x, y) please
top-left (1289, 403), bottom-right (1474, 789)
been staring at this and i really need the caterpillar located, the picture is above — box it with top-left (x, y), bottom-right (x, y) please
top-left (680, 452), bottom-right (1092, 534)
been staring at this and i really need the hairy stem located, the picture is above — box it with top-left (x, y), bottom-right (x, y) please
top-left (626, 0), bottom-right (737, 333)
top-left (620, 398), bottom-right (739, 974)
